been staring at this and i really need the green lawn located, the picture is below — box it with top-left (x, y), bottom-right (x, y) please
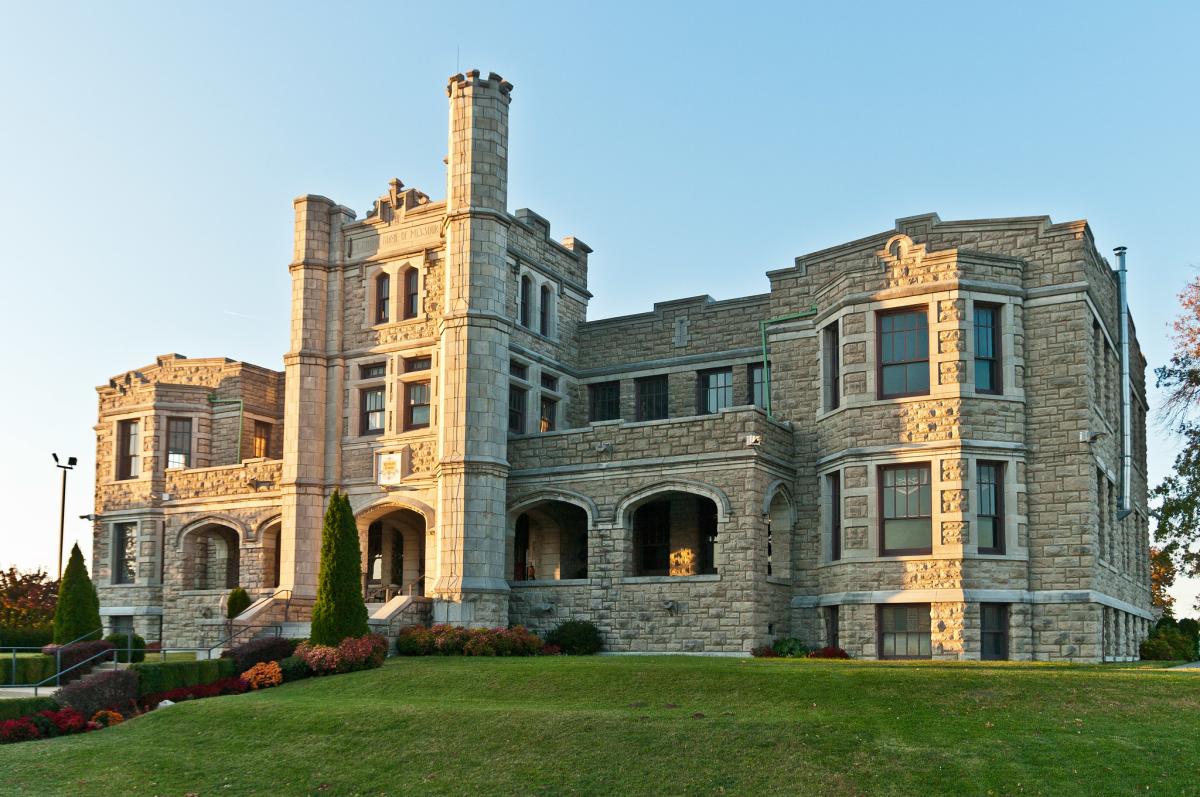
top-left (2, 656), bottom-right (1197, 796)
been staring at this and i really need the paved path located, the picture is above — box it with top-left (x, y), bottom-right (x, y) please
top-left (1169, 661), bottom-right (1200, 669)
top-left (0, 686), bottom-right (55, 698)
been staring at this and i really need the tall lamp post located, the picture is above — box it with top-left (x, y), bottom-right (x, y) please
top-left (52, 454), bottom-right (77, 581)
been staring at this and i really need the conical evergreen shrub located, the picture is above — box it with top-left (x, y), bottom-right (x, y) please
top-left (226, 587), bottom-right (251, 619)
top-left (53, 544), bottom-right (102, 643)
top-left (309, 491), bottom-right (368, 646)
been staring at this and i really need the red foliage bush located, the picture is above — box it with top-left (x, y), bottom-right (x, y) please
top-left (40, 640), bottom-right (116, 683)
top-left (394, 625), bottom-right (543, 657)
top-left (540, 644), bottom-right (562, 656)
top-left (335, 633), bottom-right (388, 672)
top-left (39, 707), bottom-right (87, 735)
top-left (0, 718), bottom-right (40, 744)
top-left (141, 676), bottom-right (248, 710)
top-left (807, 646), bottom-right (850, 659)
top-left (750, 645), bottom-right (780, 658)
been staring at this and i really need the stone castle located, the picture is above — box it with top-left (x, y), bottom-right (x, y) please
top-left (91, 71), bottom-right (1152, 661)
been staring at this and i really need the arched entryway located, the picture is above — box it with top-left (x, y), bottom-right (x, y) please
top-left (508, 500), bottom-right (589, 581)
top-left (361, 507), bottom-right (427, 601)
top-left (624, 490), bottom-right (720, 577)
top-left (182, 523), bottom-right (241, 590)
top-left (259, 520), bottom-right (282, 589)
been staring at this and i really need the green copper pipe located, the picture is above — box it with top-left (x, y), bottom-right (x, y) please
top-left (760, 305), bottom-right (818, 417)
top-left (208, 395), bottom-right (245, 464)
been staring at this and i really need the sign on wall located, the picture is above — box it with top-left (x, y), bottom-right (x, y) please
top-left (377, 451), bottom-right (406, 486)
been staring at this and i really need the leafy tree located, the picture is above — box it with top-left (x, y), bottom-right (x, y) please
top-left (52, 544), bottom-right (101, 644)
top-left (1150, 547), bottom-right (1177, 617)
top-left (310, 491), bottom-right (368, 646)
top-left (1152, 273), bottom-right (1200, 608)
top-left (0, 567), bottom-right (57, 629)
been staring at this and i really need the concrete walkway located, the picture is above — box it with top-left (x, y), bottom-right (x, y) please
top-left (1169, 661), bottom-right (1200, 669)
top-left (0, 686), bottom-right (55, 699)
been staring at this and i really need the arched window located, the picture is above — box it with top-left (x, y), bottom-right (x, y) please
top-left (539, 284), bottom-right (552, 336)
top-left (375, 273), bottom-right (390, 324)
top-left (519, 275), bottom-right (532, 328)
top-left (510, 502), bottom-right (588, 581)
top-left (403, 268), bottom-right (419, 320)
top-left (185, 524), bottom-right (240, 590)
top-left (630, 492), bottom-right (718, 577)
top-left (767, 488), bottom-right (793, 577)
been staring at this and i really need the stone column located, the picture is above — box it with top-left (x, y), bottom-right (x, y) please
top-left (432, 71), bottom-right (515, 627)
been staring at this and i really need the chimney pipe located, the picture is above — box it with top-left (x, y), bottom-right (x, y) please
top-left (1115, 246), bottom-right (1133, 520)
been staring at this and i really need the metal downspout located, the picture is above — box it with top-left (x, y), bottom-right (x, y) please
top-left (1115, 246), bottom-right (1133, 520)
top-left (760, 305), bottom-right (819, 417)
top-left (208, 395), bottom-right (245, 464)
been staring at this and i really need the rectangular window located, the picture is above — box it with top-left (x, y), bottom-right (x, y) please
top-left (635, 375), bottom-right (669, 421)
top-left (510, 360), bottom-right (528, 380)
top-left (826, 606), bottom-right (840, 650)
top-left (361, 387), bottom-right (385, 435)
top-left (589, 381), bottom-right (621, 422)
top-left (361, 362), bottom-right (386, 380)
top-left (540, 373), bottom-right (559, 391)
top-left (508, 385), bottom-right (527, 433)
top-left (405, 382), bottom-right (430, 429)
top-left (539, 395), bottom-right (557, 432)
top-left (375, 273), bottom-right (390, 324)
top-left (404, 269), bottom-right (419, 319)
top-left (116, 419), bottom-right (140, 480)
top-left (404, 356), bottom-right (431, 372)
top-left (981, 603), bottom-right (1009, 660)
top-left (974, 304), bottom-right (1001, 393)
top-left (748, 363), bottom-right (767, 409)
top-left (110, 615), bottom-right (134, 636)
top-left (880, 464), bottom-right (932, 555)
top-left (113, 522), bottom-right (137, 585)
top-left (697, 368), bottom-right (733, 414)
top-left (977, 461), bottom-right (1004, 554)
top-left (879, 604), bottom-right (932, 659)
top-left (1097, 469), bottom-right (1107, 561)
top-left (829, 471), bottom-right (842, 561)
top-left (878, 309), bottom-right (930, 398)
top-left (823, 322), bottom-right (840, 411)
top-left (166, 417), bottom-right (192, 469)
top-left (253, 420), bottom-right (271, 459)
top-left (634, 501), bottom-right (670, 576)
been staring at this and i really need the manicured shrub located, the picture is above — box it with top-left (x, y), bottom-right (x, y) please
top-left (130, 659), bottom-right (208, 696)
top-left (42, 640), bottom-right (116, 684)
top-left (91, 709), bottom-right (124, 727)
top-left (0, 625), bottom-right (53, 648)
top-left (38, 707), bottom-right (87, 736)
top-left (141, 676), bottom-right (248, 710)
top-left (772, 638), bottom-right (811, 658)
top-left (241, 661), bottom-right (283, 689)
top-left (393, 625), bottom-right (544, 657)
top-left (395, 625), bottom-right (436, 656)
top-left (104, 632), bottom-right (146, 663)
top-left (545, 620), bottom-right (603, 655)
top-left (197, 659), bottom-right (220, 684)
top-left (310, 491), bottom-right (369, 646)
top-left (226, 587), bottom-right (251, 619)
top-left (294, 641), bottom-right (340, 675)
top-left (541, 644), bottom-right (562, 656)
top-left (1142, 619), bottom-right (1198, 662)
top-left (0, 718), bottom-right (40, 744)
top-left (221, 636), bottom-right (293, 673)
top-left (52, 544), bottom-right (101, 644)
top-left (335, 633), bottom-right (388, 671)
top-left (0, 697), bottom-right (57, 722)
top-left (55, 669), bottom-right (138, 718)
top-left (751, 645), bottom-right (779, 658)
top-left (1140, 636), bottom-right (1177, 661)
top-left (808, 646), bottom-right (851, 659)
top-left (0, 654), bottom-right (55, 686)
top-left (278, 655), bottom-right (311, 683)
top-left (216, 657), bottom-right (236, 679)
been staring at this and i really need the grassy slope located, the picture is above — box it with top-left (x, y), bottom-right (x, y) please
top-left (2, 657), bottom-right (1197, 797)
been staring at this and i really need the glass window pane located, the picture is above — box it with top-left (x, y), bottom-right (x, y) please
top-left (882, 365), bottom-right (905, 395)
top-left (978, 517), bottom-right (996, 550)
top-left (884, 518), bottom-right (931, 551)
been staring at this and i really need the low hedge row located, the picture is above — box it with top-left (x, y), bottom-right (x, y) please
top-left (0, 655), bottom-right (55, 686)
top-left (0, 697), bottom-right (57, 722)
top-left (129, 658), bottom-right (234, 697)
top-left (0, 626), bottom-right (53, 648)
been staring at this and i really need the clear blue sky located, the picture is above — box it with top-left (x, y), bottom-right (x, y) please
top-left (2, 2), bottom-right (1197, 609)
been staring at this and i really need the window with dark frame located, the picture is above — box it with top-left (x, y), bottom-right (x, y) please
top-left (878, 309), bottom-right (930, 398)
top-left (404, 268), bottom-right (419, 319)
top-left (635, 375), bottom-right (669, 421)
top-left (113, 522), bottom-right (137, 585)
top-left (977, 461), bottom-right (1004, 553)
top-left (519, 275), bottom-right (532, 328)
top-left (514, 514), bottom-right (530, 580)
top-left (116, 419), bottom-right (140, 481)
top-left (508, 384), bottom-right (527, 433)
top-left (253, 420), bottom-right (271, 459)
top-left (697, 368), bottom-right (733, 414)
top-left (404, 356), bottom-right (431, 372)
top-left (823, 322), bottom-right (840, 411)
top-left (981, 603), bottom-right (1009, 660)
top-left (405, 382), bottom-right (430, 429)
top-left (829, 471), bottom-right (842, 561)
top-left (375, 272), bottom-right (390, 324)
top-left (166, 417), bottom-right (192, 469)
top-left (826, 605), bottom-right (840, 650)
top-left (539, 395), bottom-right (557, 432)
top-left (974, 304), bottom-right (1001, 393)
top-left (510, 360), bottom-right (528, 380)
top-left (880, 463), bottom-right (932, 555)
top-left (879, 604), bottom-right (932, 659)
top-left (361, 362), bottom-right (386, 379)
top-left (540, 372), bottom-right (558, 391)
top-left (634, 501), bottom-right (670, 576)
top-left (589, 381), bottom-right (620, 422)
top-left (748, 363), bottom-right (767, 408)
top-left (539, 284), bottom-right (552, 335)
top-left (361, 386), bottom-right (385, 435)
top-left (699, 498), bottom-right (717, 575)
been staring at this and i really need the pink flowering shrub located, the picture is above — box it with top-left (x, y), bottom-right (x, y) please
top-left (394, 625), bottom-right (543, 657)
top-left (294, 641), bottom-right (340, 675)
top-left (296, 633), bottom-right (387, 675)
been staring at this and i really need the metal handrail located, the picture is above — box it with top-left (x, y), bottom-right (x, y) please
top-left (205, 623), bottom-right (284, 658)
top-left (31, 646), bottom-right (116, 696)
top-left (231, 588), bottom-right (294, 622)
top-left (2, 628), bottom-right (106, 688)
